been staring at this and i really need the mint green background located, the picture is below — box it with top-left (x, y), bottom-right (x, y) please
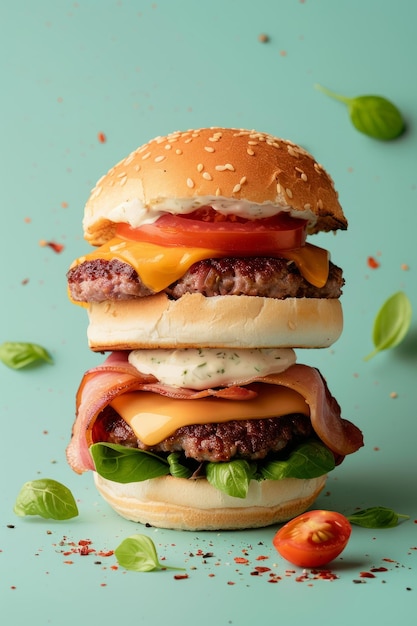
top-left (1, 1), bottom-right (416, 623)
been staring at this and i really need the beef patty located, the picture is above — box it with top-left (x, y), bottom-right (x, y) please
top-left (67, 257), bottom-right (344, 302)
top-left (92, 405), bottom-right (314, 463)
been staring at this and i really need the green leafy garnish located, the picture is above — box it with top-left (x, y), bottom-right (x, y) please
top-left (206, 459), bottom-right (255, 499)
top-left (364, 291), bottom-right (412, 360)
top-left (114, 534), bottom-right (185, 572)
top-left (90, 443), bottom-right (170, 483)
top-left (315, 84), bottom-right (405, 140)
top-left (167, 452), bottom-right (193, 478)
top-left (260, 440), bottom-right (335, 481)
top-left (0, 342), bottom-right (53, 369)
top-left (347, 506), bottom-right (409, 528)
top-left (14, 479), bottom-right (79, 520)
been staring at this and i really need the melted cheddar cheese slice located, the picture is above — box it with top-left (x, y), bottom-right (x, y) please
top-left (72, 237), bottom-right (329, 294)
top-left (110, 386), bottom-right (310, 446)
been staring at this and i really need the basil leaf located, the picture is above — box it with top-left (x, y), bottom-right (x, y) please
top-left (206, 459), bottom-right (254, 498)
top-left (260, 440), bottom-right (335, 481)
top-left (14, 479), bottom-right (79, 520)
top-left (167, 452), bottom-right (193, 478)
top-left (115, 534), bottom-right (184, 572)
top-left (364, 291), bottom-right (412, 360)
top-left (0, 342), bottom-right (53, 369)
top-left (315, 84), bottom-right (405, 140)
top-left (90, 443), bottom-right (169, 483)
top-left (347, 507), bottom-right (410, 529)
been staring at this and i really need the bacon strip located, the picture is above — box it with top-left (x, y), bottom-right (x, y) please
top-left (66, 352), bottom-right (363, 474)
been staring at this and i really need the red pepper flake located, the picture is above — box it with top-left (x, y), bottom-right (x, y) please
top-left (39, 239), bottom-right (64, 253)
top-left (24, 217), bottom-right (32, 223)
top-left (98, 132), bottom-right (107, 143)
top-left (234, 557), bottom-right (249, 565)
top-left (174, 574), bottom-right (189, 580)
top-left (256, 555), bottom-right (269, 561)
top-left (61, 201), bottom-right (68, 208)
top-left (370, 567), bottom-right (388, 572)
top-left (97, 550), bottom-right (114, 558)
top-left (63, 560), bottom-right (74, 565)
top-left (360, 571), bottom-right (376, 578)
top-left (227, 581), bottom-right (236, 585)
top-left (367, 256), bottom-right (380, 269)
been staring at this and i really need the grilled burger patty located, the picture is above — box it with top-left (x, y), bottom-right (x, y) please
top-left (67, 257), bottom-right (344, 302)
top-left (92, 405), bottom-right (314, 463)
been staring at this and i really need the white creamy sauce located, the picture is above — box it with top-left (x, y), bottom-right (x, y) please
top-left (128, 348), bottom-right (296, 390)
top-left (106, 197), bottom-right (316, 228)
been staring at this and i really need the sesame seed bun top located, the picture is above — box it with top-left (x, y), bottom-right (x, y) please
top-left (83, 127), bottom-right (347, 246)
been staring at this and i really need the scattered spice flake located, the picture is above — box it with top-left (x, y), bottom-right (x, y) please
top-left (367, 256), bottom-right (380, 269)
top-left (61, 201), bottom-right (68, 208)
top-left (360, 571), bottom-right (376, 578)
top-left (98, 132), bottom-right (107, 143)
top-left (234, 557), bottom-right (249, 565)
top-left (279, 50), bottom-right (287, 57)
top-left (256, 555), bottom-right (269, 561)
top-left (390, 391), bottom-right (398, 399)
top-left (39, 239), bottom-right (64, 253)
top-left (258, 33), bottom-right (269, 43)
top-left (21, 278), bottom-right (29, 285)
top-left (24, 217), bottom-right (31, 223)
top-left (174, 574), bottom-right (189, 580)
top-left (401, 263), bottom-right (409, 271)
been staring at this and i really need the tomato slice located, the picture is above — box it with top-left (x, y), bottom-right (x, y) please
top-left (116, 210), bottom-right (307, 255)
top-left (272, 510), bottom-right (352, 568)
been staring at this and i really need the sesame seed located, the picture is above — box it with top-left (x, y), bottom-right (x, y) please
top-left (247, 140), bottom-right (258, 146)
top-left (286, 188), bottom-right (293, 198)
top-left (165, 144), bottom-right (172, 150)
top-left (119, 175), bottom-right (128, 186)
top-left (240, 176), bottom-right (247, 185)
top-left (134, 164), bottom-right (141, 172)
top-left (186, 178), bottom-right (195, 188)
top-left (304, 203), bottom-right (311, 211)
top-left (301, 173), bottom-right (308, 182)
top-left (123, 154), bottom-right (135, 165)
top-left (215, 187), bottom-right (221, 196)
top-left (202, 172), bottom-right (213, 181)
top-left (246, 148), bottom-right (255, 156)
top-left (184, 138), bottom-right (193, 144)
top-left (232, 183), bottom-right (241, 193)
top-left (154, 155), bottom-right (166, 163)
top-left (317, 199), bottom-right (324, 209)
top-left (197, 163), bottom-right (204, 172)
top-left (204, 146), bottom-right (215, 153)
top-left (141, 152), bottom-right (151, 160)
top-left (276, 183), bottom-right (282, 194)
top-left (215, 163), bottom-right (235, 172)
top-left (176, 149), bottom-right (183, 155)
top-left (287, 146), bottom-right (299, 158)
top-left (314, 162), bottom-right (323, 174)
top-left (117, 171), bottom-right (127, 178)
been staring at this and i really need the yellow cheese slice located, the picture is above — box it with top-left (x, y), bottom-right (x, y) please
top-left (110, 386), bottom-right (310, 446)
top-left (72, 238), bottom-right (329, 294)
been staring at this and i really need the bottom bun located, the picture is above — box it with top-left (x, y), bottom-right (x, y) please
top-left (94, 473), bottom-right (327, 531)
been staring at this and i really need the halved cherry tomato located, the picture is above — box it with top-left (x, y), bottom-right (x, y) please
top-left (116, 211), bottom-right (307, 255)
top-left (272, 510), bottom-right (352, 568)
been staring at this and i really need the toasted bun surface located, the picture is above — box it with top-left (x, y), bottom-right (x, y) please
top-left (86, 294), bottom-right (343, 350)
top-left (94, 473), bottom-right (326, 530)
top-left (84, 127), bottom-right (347, 245)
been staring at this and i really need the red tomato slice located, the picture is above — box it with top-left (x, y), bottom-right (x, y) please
top-left (116, 211), bottom-right (307, 255)
top-left (272, 510), bottom-right (352, 568)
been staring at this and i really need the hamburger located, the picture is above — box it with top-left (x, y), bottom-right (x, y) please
top-left (66, 127), bottom-right (363, 530)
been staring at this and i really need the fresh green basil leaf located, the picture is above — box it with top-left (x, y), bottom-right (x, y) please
top-left (206, 459), bottom-right (254, 498)
top-left (347, 506), bottom-right (410, 529)
top-left (115, 534), bottom-right (185, 572)
top-left (14, 479), bottom-right (78, 520)
top-left (364, 291), bottom-right (412, 360)
top-left (260, 440), bottom-right (335, 481)
top-left (0, 342), bottom-right (53, 369)
top-left (315, 84), bottom-right (405, 140)
top-left (90, 443), bottom-right (169, 483)
top-left (167, 452), bottom-right (193, 478)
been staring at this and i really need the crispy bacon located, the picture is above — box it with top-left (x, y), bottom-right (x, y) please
top-left (66, 352), bottom-right (363, 474)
